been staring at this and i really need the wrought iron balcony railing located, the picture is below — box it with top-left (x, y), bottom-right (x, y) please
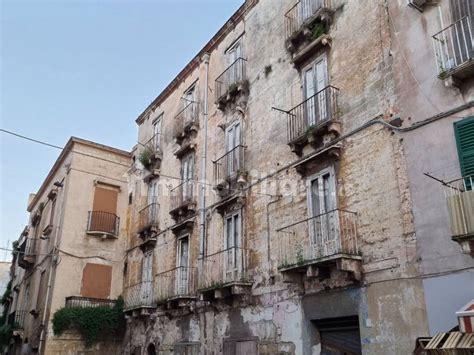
top-left (124, 281), bottom-right (155, 310)
top-left (65, 296), bottom-right (117, 308)
top-left (198, 247), bottom-right (250, 290)
top-left (286, 85), bottom-right (339, 144)
top-left (138, 201), bottom-right (159, 234)
top-left (174, 101), bottom-right (199, 137)
top-left (275, 209), bottom-right (358, 270)
top-left (155, 266), bottom-right (197, 303)
top-left (215, 58), bottom-right (247, 102)
top-left (445, 175), bottom-right (474, 239)
top-left (433, 16), bottom-right (474, 78)
top-left (213, 145), bottom-right (246, 185)
top-left (18, 238), bottom-right (36, 268)
top-left (285, 0), bottom-right (331, 41)
top-left (86, 211), bottom-right (120, 236)
top-left (8, 310), bottom-right (27, 330)
top-left (144, 133), bottom-right (161, 154)
top-left (170, 180), bottom-right (195, 212)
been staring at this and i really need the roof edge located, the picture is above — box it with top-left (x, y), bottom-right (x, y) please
top-left (135, 0), bottom-right (258, 125)
top-left (27, 137), bottom-right (131, 212)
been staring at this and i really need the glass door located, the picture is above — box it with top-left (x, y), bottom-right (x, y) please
top-left (177, 236), bottom-right (190, 295)
top-left (225, 122), bottom-right (241, 177)
top-left (141, 251), bottom-right (153, 305)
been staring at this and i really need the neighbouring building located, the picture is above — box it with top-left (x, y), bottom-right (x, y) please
top-left (388, 0), bottom-right (474, 338)
top-left (6, 137), bottom-right (130, 355)
top-left (0, 262), bottom-right (12, 316)
top-left (122, 0), bottom-right (471, 354)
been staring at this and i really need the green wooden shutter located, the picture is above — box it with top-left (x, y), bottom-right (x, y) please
top-left (454, 116), bottom-right (474, 186)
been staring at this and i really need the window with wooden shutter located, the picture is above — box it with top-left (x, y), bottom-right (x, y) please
top-left (80, 263), bottom-right (112, 298)
top-left (454, 116), bottom-right (474, 188)
top-left (90, 183), bottom-right (119, 233)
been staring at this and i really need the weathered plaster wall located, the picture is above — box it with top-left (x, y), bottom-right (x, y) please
top-left (388, 0), bottom-right (474, 335)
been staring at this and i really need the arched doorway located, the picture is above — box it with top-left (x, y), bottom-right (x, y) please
top-left (147, 343), bottom-right (157, 355)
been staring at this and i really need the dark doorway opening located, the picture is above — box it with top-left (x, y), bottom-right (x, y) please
top-left (314, 316), bottom-right (362, 355)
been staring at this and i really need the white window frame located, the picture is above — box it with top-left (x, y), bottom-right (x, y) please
top-left (306, 166), bottom-right (339, 253)
top-left (152, 114), bottom-right (163, 151)
top-left (301, 53), bottom-right (329, 125)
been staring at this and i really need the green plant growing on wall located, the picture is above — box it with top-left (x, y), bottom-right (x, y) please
top-left (0, 281), bottom-right (13, 347)
top-left (52, 297), bottom-right (125, 346)
top-left (310, 22), bottom-right (325, 40)
top-left (139, 148), bottom-right (153, 169)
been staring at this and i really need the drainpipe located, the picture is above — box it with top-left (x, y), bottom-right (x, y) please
top-left (199, 53), bottom-right (210, 258)
top-left (38, 174), bottom-right (68, 355)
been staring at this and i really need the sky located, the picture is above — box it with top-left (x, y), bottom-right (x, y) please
top-left (0, 0), bottom-right (243, 259)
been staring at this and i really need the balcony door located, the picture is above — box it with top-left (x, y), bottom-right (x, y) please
top-left (152, 114), bottom-right (162, 152)
top-left (181, 154), bottom-right (194, 203)
top-left (300, 0), bottom-right (320, 24)
top-left (303, 55), bottom-right (328, 127)
top-left (227, 40), bottom-right (242, 85)
top-left (307, 167), bottom-right (338, 257)
top-left (224, 210), bottom-right (241, 282)
top-left (225, 122), bottom-right (241, 177)
top-left (147, 180), bottom-right (158, 223)
top-left (141, 251), bottom-right (153, 305)
top-left (449, 0), bottom-right (474, 68)
top-left (184, 85), bottom-right (197, 123)
top-left (176, 236), bottom-right (189, 295)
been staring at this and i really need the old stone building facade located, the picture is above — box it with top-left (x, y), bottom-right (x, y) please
top-left (4, 0), bottom-right (473, 354)
top-left (7, 138), bottom-right (130, 355)
top-left (123, 0), bottom-right (473, 354)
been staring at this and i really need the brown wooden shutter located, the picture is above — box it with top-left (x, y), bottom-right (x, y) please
top-left (92, 186), bottom-right (118, 214)
top-left (80, 263), bottom-right (112, 298)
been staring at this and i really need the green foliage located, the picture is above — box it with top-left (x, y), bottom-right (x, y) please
top-left (310, 22), bottom-right (325, 40)
top-left (0, 323), bottom-right (12, 347)
top-left (139, 148), bottom-right (153, 168)
top-left (52, 297), bottom-right (125, 347)
top-left (0, 281), bottom-right (12, 306)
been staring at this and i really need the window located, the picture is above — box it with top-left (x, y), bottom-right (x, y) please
top-left (225, 121), bottom-right (242, 177)
top-left (454, 116), bottom-right (474, 188)
top-left (307, 168), bottom-right (337, 249)
top-left (302, 55), bottom-right (328, 126)
top-left (226, 40), bottom-right (243, 86)
top-left (183, 84), bottom-right (197, 122)
top-left (152, 114), bottom-right (163, 151)
top-left (90, 183), bottom-right (119, 233)
top-left (224, 210), bottom-right (241, 279)
top-left (177, 236), bottom-right (190, 294)
top-left (141, 251), bottom-right (153, 304)
top-left (227, 39), bottom-right (242, 65)
top-left (80, 263), bottom-right (112, 298)
top-left (181, 154), bottom-right (194, 202)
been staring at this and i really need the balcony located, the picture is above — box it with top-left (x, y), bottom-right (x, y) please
top-left (18, 238), bottom-right (36, 269)
top-left (285, 86), bottom-right (340, 156)
top-left (65, 296), bottom-right (117, 308)
top-left (170, 181), bottom-right (196, 221)
top-left (445, 175), bottom-right (474, 255)
top-left (215, 58), bottom-right (248, 111)
top-left (155, 267), bottom-right (197, 307)
top-left (213, 145), bottom-right (247, 197)
top-left (198, 247), bottom-right (252, 299)
top-left (86, 211), bottom-right (120, 239)
top-left (433, 16), bottom-right (474, 83)
top-left (174, 101), bottom-right (199, 145)
top-left (8, 310), bottom-right (26, 331)
top-left (138, 201), bottom-right (160, 247)
top-left (275, 209), bottom-right (361, 283)
top-left (124, 281), bottom-right (156, 316)
top-left (139, 133), bottom-right (163, 173)
top-left (285, 0), bottom-right (333, 60)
